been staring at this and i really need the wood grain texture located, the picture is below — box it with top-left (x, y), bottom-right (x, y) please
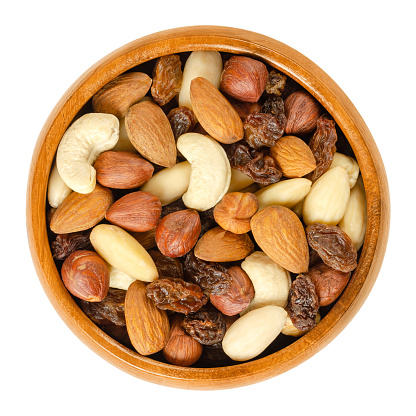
top-left (26, 25), bottom-right (390, 390)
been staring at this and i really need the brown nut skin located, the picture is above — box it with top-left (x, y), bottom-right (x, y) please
top-left (163, 315), bottom-right (203, 367)
top-left (213, 192), bottom-right (258, 234)
top-left (61, 250), bottom-right (109, 302)
top-left (94, 151), bottom-right (154, 189)
top-left (284, 91), bottom-right (322, 136)
top-left (210, 266), bottom-right (255, 316)
top-left (220, 56), bottom-right (269, 103)
top-left (307, 262), bottom-right (351, 306)
top-left (155, 209), bottom-right (201, 258)
top-left (105, 191), bottom-right (162, 232)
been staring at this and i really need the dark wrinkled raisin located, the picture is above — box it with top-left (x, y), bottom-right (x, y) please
top-left (229, 98), bottom-right (261, 122)
top-left (161, 198), bottom-right (187, 217)
top-left (148, 250), bottom-right (184, 280)
top-left (244, 112), bottom-right (284, 149)
top-left (146, 277), bottom-right (208, 314)
top-left (151, 54), bottom-right (182, 106)
top-left (261, 96), bottom-right (286, 119)
top-left (167, 106), bottom-right (197, 140)
top-left (51, 230), bottom-right (92, 260)
top-left (198, 208), bottom-right (217, 237)
top-left (287, 275), bottom-right (319, 331)
top-left (226, 142), bottom-right (282, 185)
top-left (183, 251), bottom-right (232, 295)
top-left (265, 70), bottom-right (287, 96)
top-left (183, 308), bottom-right (226, 345)
top-left (307, 115), bottom-right (338, 182)
top-left (306, 222), bottom-right (357, 273)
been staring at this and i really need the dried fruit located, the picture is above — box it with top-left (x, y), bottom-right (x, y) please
top-left (210, 266), bottom-right (254, 315)
top-left (167, 106), bottom-right (197, 140)
top-left (284, 91), bottom-right (321, 135)
top-left (251, 206), bottom-right (309, 274)
top-left (105, 191), bottom-right (162, 232)
top-left (148, 250), bottom-right (184, 280)
top-left (265, 70), bottom-right (287, 96)
top-left (260, 96), bottom-right (287, 132)
top-left (183, 251), bottom-right (232, 295)
top-left (183, 308), bottom-right (226, 345)
top-left (51, 230), bottom-right (92, 260)
top-left (244, 112), bottom-right (285, 149)
top-left (155, 209), bottom-right (201, 257)
top-left (94, 151), bottom-right (154, 189)
top-left (227, 142), bottom-right (282, 185)
top-left (269, 135), bottom-right (316, 178)
top-left (307, 114), bottom-right (338, 182)
top-left (213, 192), bottom-right (258, 234)
top-left (306, 222), bottom-right (358, 273)
top-left (287, 274), bottom-right (319, 331)
top-left (61, 250), bottom-right (109, 302)
top-left (146, 277), bottom-right (208, 314)
top-left (151, 54), bottom-right (183, 106)
top-left (125, 280), bottom-right (170, 355)
top-left (194, 226), bottom-right (254, 262)
top-left (92, 72), bottom-right (152, 119)
top-left (229, 98), bottom-right (261, 122)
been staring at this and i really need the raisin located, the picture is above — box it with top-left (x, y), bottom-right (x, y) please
top-left (148, 250), bottom-right (184, 280)
top-left (167, 106), bottom-right (197, 140)
top-left (161, 198), bottom-right (187, 217)
top-left (146, 277), bottom-right (208, 314)
top-left (151, 54), bottom-right (182, 106)
top-left (307, 115), bottom-right (338, 181)
top-left (183, 308), bottom-right (226, 345)
top-left (226, 142), bottom-right (282, 185)
top-left (198, 208), bottom-right (217, 237)
top-left (51, 230), bottom-right (92, 260)
top-left (243, 112), bottom-right (284, 149)
top-left (183, 251), bottom-right (232, 295)
top-left (287, 275), bottom-right (319, 331)
top-left (261, 96), bottom-right (286, 121)
top-left (265, 70), bottom-right (287, 96)
top-left (306, 222), bottom-right (358, 273)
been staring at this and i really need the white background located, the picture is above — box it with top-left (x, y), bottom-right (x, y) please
top-left (2, 0), bottom-right (414, 414)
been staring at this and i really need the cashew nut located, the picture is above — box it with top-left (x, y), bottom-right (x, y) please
top-left (177, 133), bottom-right (231, 211)
top-left (107, 263), bottom-right (137, 290)
top-left (329, 152), bottom-right (360, 188)
top-left (47, 161), bottom-right (72, 208)
top-left (57, 113), bottom-right (119, 194)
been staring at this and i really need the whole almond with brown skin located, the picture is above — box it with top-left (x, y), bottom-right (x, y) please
top-left (270, 135), bottom-right (316, 178)
top-left (251, 205), bottom-right (309, 273)
top-left (220, 56), bottom-right (269, 103)
top-left (307, 262), bottom-right (351, 306)
top-left (50, 183), bottom-right (113, 234)
top-left (190, 77), bottom-right (244, 144)
top-left (61, 250), bottom-right (109, 302)
top-left (94, 151), bottom-right (154, 189)
top-left (105, 191), bottom-right (161, 232)
top-left (155, 209), bottom-right (201, 258)
top-left (92, 72), bottom-right (152, 119)
top-left (210, 266), bottom-right (255, 316)
top-left (125, 100), bottom-right (176, 167)
top-left (163, 315), bottom-right (203, 367)
top-left (125, 280), bottom-right (170, 356)
top-left (194, 226), bottom-right (254, 262)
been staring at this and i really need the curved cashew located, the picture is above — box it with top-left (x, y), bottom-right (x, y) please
top-left (57, 113), bottom-right (119, 193)
top-left (177, 133), bottom-right (231, 211)
top-left (47, 161), bottom-right (72, 208)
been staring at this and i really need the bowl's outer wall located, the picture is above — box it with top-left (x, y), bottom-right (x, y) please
top-left (26, 26), bottom-right (390, 390)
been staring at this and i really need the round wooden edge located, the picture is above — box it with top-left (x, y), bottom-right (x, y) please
top-left (26, 25), bottom-right (390, 390)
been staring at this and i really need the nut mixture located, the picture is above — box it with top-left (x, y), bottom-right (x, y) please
top-left (47, 50), bottom-right (367, 367)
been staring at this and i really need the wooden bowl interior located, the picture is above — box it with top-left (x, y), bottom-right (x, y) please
top-left (26, 26), bottom-right (390, 390)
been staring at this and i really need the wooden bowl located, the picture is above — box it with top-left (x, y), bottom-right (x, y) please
top-left (26, 26), bottom-right (390, 390)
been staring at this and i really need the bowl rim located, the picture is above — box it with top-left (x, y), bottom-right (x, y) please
top-left (26, 25), bottom-right (390, 390)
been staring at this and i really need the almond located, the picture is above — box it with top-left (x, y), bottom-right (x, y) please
top-left (105, 191), bottom-right (161, 232)
top-left (50, 183), bottom-right (113, 234)
top-left (92, 72), bottom-right (152, 119)
top-left (125, 100), bottom-right (176, 167)
top-left (269, 135), bottom-right (316, 178)
top-left (125, 280), bottom-right (170, 356)
top-left (94, 151), bottom-right (154, 189)
top-left (194, 226), bottom-right (254, 262)
top-left (155, 209), bottom-right (201, 258)
top-left (250, 205), bottom-right (309, 273)
top-left (190, 77), bottom-right (244, 144)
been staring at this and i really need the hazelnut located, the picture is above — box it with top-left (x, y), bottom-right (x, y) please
top-left (61, 250), bottom-right (109, 302)
top-left (284, 91), bottom-right (322, 135)
top-left (220, 56), bottom-right (269, 102)
top-left (213, 192), bottom-right (258, 234)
